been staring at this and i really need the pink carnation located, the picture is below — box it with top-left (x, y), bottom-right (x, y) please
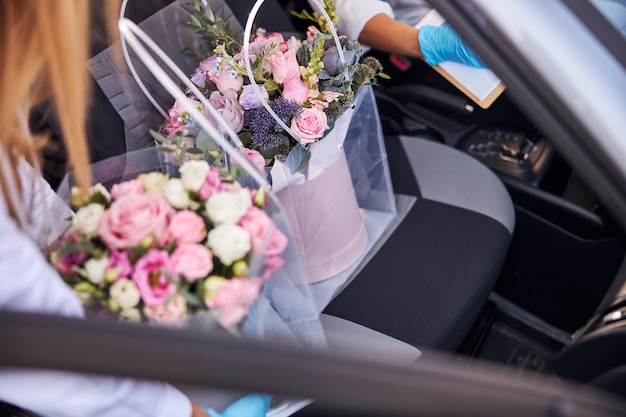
top-left (99, 193), bottom-right (172, 249)
top-left (171, 243), bottom-right (213, 282)
top-left (132, 249), bottom-right (177, 306)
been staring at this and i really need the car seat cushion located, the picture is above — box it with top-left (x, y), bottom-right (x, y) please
top-left (323, 197), bottom-right (511, 350)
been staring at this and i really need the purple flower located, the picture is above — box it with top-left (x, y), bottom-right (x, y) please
top-left (208, 89), bottom-right (245, 132)
top-left (243, 98), bottom-right (300, 151)
top-left (239, 84), bottom-right (269, 110)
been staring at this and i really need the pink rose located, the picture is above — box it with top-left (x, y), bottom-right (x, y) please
top-left (290, 107), bottom-right (329, 145)
top-left (162, 98), bottom-right (202, 134)
top-left (235, 32), bottom-right (284, 60)
top-left (98, 193), bottom-right (172, 249)
top-left (171, 243), bottom-right (213, 282)
top-left (110, 179), bottom-right (144, 199)
top-left (281, 70), bottom-right (310, 104)
top-left (238, 207), bottom-right (288, 256)
top-left (143, 294), bottom-right (187, 326)
top-left (166, 210), bottom-right (207, 244)
top-left (208, 61), bottom-right (244, 94)
top-left (208, 90), bottom-right (244, 132)
top-left (231, 148), bottom-right (266, 172)
top-left (106, 250), bottom-right (133, 280)
top-left (132, 249), bottom-right (177, 306)
top-left (191, 55), bottom-right (218, 88)
top-left (198, 166), bottom-right (228, 201)
top-left (262, 255), bottom-right (285, 280)
top-left (267, 49), bottom-right (300, 84)
top-left (207, 277), bottom-right (263, 328)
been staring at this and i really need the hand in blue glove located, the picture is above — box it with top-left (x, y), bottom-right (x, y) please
top-left (204, 394), bottom-right (272, 417)
top-left (418, 22), bottom-right (486, 68)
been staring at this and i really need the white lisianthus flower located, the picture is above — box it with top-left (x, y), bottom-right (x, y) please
top-left (206, 189), bottom-right (252, 224)
top-left (109, 278), bottom-right (141, 309)
top-left (162, 178), bottom-right (191, 209)
top-left (179, 159), bottom-right (210, 192)
top-left (90, 183), bottom-right (111, 202)
top-left (119, 308), bottom-right (142, 323)
top-left (207, 223), bottom-right (251, 265)
top-left (138, 172), bottom-right (168, 195)
top-left (84, 257), bottom-right (109, 284)
top-left (71, 203), bottom-right (105, 238)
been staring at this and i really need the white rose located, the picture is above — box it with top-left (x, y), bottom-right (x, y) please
top-left (162, 178), bottom-right (191, 209)
top-left (206, 189), bottom-right (251, 224)
top-left (207, 223), bottom-right (251, 265)
top-left (90, 183), bottom-right (111, 202)
top-left (179, 159), bottom-right (210, 192)
top-left (109, 278), bottom-right (141, 309)
top-left (84, 257), bottom-right (109, 284)
top-left (72, 203), bottom-right (105, 238)
top-left (138, 172), bottom-right (168, 195)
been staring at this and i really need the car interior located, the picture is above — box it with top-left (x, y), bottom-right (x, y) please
top-left (3, 0), bottom-right (626, 415)
top-left (277, 0), bottom-right (626, 401)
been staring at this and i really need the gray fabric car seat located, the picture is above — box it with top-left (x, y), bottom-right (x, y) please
top-left (323, 135), bottom-right (514, 352)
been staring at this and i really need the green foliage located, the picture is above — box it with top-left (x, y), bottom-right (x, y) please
top-left (183, 0), bottom-right (242, 59)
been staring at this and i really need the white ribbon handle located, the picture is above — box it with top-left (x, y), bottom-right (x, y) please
top-left (118, 18), bottom-right (269, 188)
top-left (242, 0), bottom-right (346, 139)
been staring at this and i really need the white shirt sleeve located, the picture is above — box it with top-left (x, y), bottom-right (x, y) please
top-left (314, 0), bottom-right (394, 40)
top-left (0, 186), bottom-right (192, 417)
top-left (311, 0), bottom-right (432, 43)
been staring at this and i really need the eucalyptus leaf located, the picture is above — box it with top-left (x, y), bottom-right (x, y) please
top-left (150, 130), bottom-right (170, 144)
top-left (285, 145), bottom-right (311, 173)
top-left (195, 130), bottom-right (221, 153)
top-left (180, 287), bottom-right (205, 308)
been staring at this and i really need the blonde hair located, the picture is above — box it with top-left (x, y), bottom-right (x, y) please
top-left (0, 0), bottom-right (119, 223)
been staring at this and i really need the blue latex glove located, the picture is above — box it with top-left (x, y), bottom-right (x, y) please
top-left (418, 23), bottom-right (486, 68)
top-left (204, 394), bottom-right (272, 417)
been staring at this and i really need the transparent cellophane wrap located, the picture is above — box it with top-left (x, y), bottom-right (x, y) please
top-left (56, 147), bottom-right (327, 350)
top-left (88, 0), bottom-right (396, 291)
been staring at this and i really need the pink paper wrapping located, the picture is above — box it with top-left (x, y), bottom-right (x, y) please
top-left (275, 150), bottom-right (368, 283)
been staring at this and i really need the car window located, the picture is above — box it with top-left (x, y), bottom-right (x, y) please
top-left (591, 0), bottom-right (626, 38)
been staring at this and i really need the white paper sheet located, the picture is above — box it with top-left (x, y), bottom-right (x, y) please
top-left (416, 10), bottom-right (502, 102)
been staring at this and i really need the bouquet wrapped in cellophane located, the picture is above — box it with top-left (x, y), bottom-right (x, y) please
top-left (89, 0), bottom-right (396, 290)
top-left (53, 145), bottom-right (325, 348)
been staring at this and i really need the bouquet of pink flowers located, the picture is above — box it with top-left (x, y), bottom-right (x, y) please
top-left (158, 0), bottom-right (387, 172)
top-left (49, 157), bottom-right (288, 330)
